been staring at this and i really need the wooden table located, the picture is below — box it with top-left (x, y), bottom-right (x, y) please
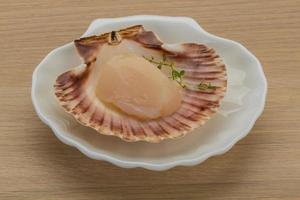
top-left (1, 0), bottom-right (299, 199)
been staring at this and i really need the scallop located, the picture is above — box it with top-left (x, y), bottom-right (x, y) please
top-left (54, 25), bottom-right (227, 142)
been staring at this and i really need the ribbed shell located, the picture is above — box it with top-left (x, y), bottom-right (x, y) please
top-left (54, 25), bottom-right (227, 142)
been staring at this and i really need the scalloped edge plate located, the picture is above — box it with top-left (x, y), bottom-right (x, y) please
top-left (31, 15), bottom-right (267, 170)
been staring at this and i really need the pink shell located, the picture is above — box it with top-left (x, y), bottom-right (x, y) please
top-left (54, 25), bottom-right (227, 142)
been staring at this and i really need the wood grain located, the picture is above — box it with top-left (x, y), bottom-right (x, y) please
top-left (0, 0), bottom-right (300, 199)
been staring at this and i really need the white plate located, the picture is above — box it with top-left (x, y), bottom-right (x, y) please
top-left (31, 16), bottom-right (267, 170)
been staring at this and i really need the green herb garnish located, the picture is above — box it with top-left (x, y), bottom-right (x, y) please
top-left (198, 82), bottom-right (217, 90)
top-left (143, 55), bottom-right (216, 91)
top-left (143, 55), bottom-right (186, 87)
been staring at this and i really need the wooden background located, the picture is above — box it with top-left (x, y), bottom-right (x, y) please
top-left (0, 0), bottom-right (299, 199)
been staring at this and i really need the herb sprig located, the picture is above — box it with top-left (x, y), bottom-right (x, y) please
top-left (198, 82), bottom-right (217, 91)
top-left (143, 55), bottom-right (217, 91)
top-left (143, 55), bottom-right (186, 87)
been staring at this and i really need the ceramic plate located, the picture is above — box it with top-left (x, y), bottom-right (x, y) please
top-left (31, 16), bottom-right (267, 170)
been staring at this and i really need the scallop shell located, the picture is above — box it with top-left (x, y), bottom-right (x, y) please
top-left (54, 25), bottom-right (227, 142)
